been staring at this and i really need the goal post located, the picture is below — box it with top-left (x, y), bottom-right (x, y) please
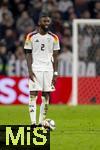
top-left (72, 19), bottom-right (100, 106)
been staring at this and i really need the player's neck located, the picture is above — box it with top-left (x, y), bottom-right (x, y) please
top-left (38, 28), bottom-right (48, 35)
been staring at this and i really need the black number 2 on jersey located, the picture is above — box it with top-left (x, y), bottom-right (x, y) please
top-left (41, 44), bottom-right (45, 51)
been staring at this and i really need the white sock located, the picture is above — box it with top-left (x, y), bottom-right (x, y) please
top-left (29, 95), bottom-right (37, 124)
top-left (39, 96), bottom-right (49, 124)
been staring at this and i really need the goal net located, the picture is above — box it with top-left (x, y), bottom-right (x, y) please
top-left (72, 19), bottom-right (100, 105)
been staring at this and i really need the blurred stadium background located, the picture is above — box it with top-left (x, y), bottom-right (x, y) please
top-left (77, 22), bottom-right (100, 104)
top-left (0, 1), bottom-right (100, 150)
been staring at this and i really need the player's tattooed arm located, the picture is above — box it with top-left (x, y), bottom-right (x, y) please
top-left (53, 51), bottom-right (58, 73)
top-left (25, 49), bottom-right (36, 81)
top-left (52, 51), bottom-right (59, 84)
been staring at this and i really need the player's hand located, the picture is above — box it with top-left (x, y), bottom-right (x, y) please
top-left (29, 71), bottom-right (36, 82)
top-left (52, 71), bottom-right (58, 85)
top-left (52, 74), bottom-right (57, 85)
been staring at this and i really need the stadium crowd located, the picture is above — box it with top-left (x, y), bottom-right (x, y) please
top-left (0, 0), bottom-right (100, 76)
top-left (78, 24), bottom-right (100, 76)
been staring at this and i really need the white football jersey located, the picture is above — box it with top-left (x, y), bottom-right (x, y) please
top-left (24, 30), bottom-right (60, 71)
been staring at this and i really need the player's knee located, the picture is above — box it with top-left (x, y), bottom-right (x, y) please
top-left (30, 91), bottom-right (38, 96)
top-left (42, 92), bottom-right (50, 99)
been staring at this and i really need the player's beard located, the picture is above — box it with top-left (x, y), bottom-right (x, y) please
top-left (41, 26), bottom-right (49, 33)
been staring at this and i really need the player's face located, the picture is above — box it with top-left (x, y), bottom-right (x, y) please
top-left (39, 17), bottom-right (51, 32)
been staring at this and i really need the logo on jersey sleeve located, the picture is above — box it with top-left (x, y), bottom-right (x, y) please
top-left (24, 40), bottom-right (32, 49)
top-left (25, 41), bottom-right (29, 46)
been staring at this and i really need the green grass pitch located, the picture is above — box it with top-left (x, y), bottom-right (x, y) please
top-left (0, 105), bottom-right (100, 150)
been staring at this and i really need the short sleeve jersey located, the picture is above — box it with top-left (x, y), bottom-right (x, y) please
top-left (24, 31), bottom-right (60, 71)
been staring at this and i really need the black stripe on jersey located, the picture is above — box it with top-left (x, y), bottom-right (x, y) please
top-left (48, 31), bottom-right (58, 40)
top-left (28, 30), bottom-right (38, 39)
top-left (48, 31), bottom-right (57, 36)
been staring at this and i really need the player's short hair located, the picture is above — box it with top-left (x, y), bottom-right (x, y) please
top-left (39, 12), bottom-right (51, 20)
